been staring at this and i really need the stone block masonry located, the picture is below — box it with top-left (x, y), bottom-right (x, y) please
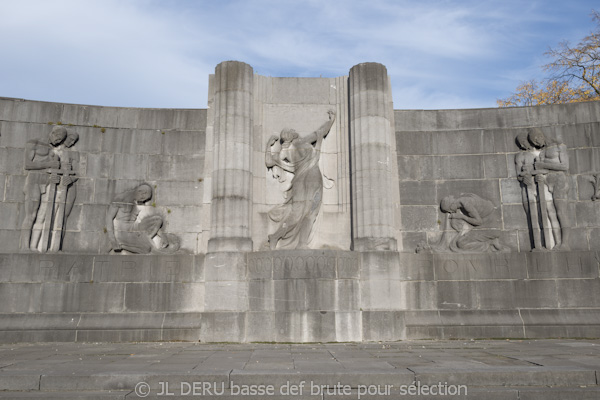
top-left (0, 251), bottom-right (598, 342)
top-left (0, 98), bottom-right (207, 254)
top-left (1, 61), bottom-right (600, 343)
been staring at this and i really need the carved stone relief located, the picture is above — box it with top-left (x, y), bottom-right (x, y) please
top-left (20, 126), bottom-right (78, 252)
top-left (264, 111), bottom-right (336, 250)
top-left (417, 193), bottom-right (509, 254)
top-left (585, 174), bottom-right (600, 201)
top-left (105, 183), bottom-right (180, 254)
top-left (56, 131), bottom-right (79, 246)
top-left (517, 128), bottom-right (571, 251)
top-left (515, 131), bottom-right (543, 250)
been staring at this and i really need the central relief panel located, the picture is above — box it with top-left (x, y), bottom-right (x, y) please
top-left (252, 76), bottom-right (351, 251)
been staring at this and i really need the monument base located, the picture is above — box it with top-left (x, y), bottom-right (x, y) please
top-left (0, 250), bottom-right (598, 343)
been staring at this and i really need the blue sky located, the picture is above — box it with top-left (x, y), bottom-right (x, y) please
top-left (0, 0), bottom-right (597, 110)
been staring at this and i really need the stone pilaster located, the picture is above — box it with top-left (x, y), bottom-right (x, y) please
top-left (207, 61), bottom-right (254, 252)
top-left (349, 62), bottom-right (399, 251)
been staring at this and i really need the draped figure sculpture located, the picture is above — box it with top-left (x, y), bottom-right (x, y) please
top-left (265, 110), bottom-right (336, 250)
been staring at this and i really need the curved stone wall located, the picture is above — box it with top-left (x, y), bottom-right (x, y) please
top-left (0, 97), bottom-right (207, 254)
top-left (394, 102), bottom-right (600, 252)
top-left (3, 96), bottom-right (599, 255)
top-left (0, 76), bottom-right (599, 343)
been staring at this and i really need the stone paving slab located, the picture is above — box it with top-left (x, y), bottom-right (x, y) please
top-left (0, 340), bottom-right (598, 399)
top-left (411, 365), bottom-right (597, 386)
top-left (0, 388), bottom-right (597, 400)
top-left (0, 392), bottom-right (130, 399)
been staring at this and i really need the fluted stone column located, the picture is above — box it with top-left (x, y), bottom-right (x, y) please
top-left (349, 62), bottom-right (398, 251)
top-left (207, 61), bottom-right (253, 252)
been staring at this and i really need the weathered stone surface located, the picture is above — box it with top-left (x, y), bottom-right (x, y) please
top-left (204, 252), bottom-right (246, 281)
top-left (361, 311), bottom-right (407, 341)
top-left (207, 61), bottom-right (254, 253)
top-left (148, 154), bottom-right (205, 182)
top-left (100, 128), bottom-right (163, 155)
top-left (399, 181), bottom-right (436, 205)
top-left (2, 340), bottom-right (600, 398)
top-left (93, 254), bottom-right (202, 282)
top-left (40, 282), bottom-right (125, 312)
top-left (484, 153), bottom-right (509, 178)
top-left (2, 63), bottom-right (600, 345)
top-left (525, 251), bottom-right (598, 279)
top-left (0, 283), bottom-right (43, 312)
top-left (557, 279), bottom-right (600, 307)
top-left (418, 193), bottom-right (509, 254)
top-left (124, 282), bottom-right (204, 312)
top-left (350, 63), bottom-right (399, 251)
top-left (401, 206), bottom-right (439, 231)
top-left (0, 373), bottom-right (42, 391)
top-left (412, 366), bottom-right (596, 387)
top-left (204, 280), bottom-right (248, 311)
top-left (106, 183), bottom-right (181, 254)
top-left (519, 308), bottom-right (600, 337)
top-left (0, 253), bottom-right (93, 282)
top-left (433, 253), bottom-right (527, 280)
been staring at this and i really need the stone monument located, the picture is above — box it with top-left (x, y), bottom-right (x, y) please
top-left (528, 127), bottom-right (571, 250)
top-left (0, 61), bottom-right (599, 343)
top-left (264, 110), bottom-right (336, 250)
top-left (20, 125), bottom-right (76, 252)
top-left (417, 193), bottom-right (509, 253)
top-left (106, 183), bottom-right (180, 254)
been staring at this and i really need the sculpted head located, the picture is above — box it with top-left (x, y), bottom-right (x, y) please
top-left (440, 195), bottom-right (459, 213)
top-left (135, 183), bottom-right (153, 204)
top-left (515, 132), bottom-right (532, 150)
top-left (527, 127), bottom-right (546, 149)
top-left (49, 126), bottom-right (68, 146)
top-left (280, 129), bottom-right (299, 148)
top-left (64, 131), bottom-right (79, 148)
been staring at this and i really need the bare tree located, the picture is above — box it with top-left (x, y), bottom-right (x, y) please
top-left (498, 11), bottom-right (600, 107)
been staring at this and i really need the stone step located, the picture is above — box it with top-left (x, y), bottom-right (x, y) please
top-left (0, 368), bottom-right (598, 399)
top-left (1, 387), bottom-right (600, 399)
top-left (0, 392), bottom-right (130, 399)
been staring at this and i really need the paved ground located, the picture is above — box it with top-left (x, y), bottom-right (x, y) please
top-left (0, 340), bottom-right (599, 399)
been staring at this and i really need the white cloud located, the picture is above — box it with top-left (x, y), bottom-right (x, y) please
top-left (0, 0), bottom-right (210, 107)
top-left (0, 0), bottom-right (597, 109)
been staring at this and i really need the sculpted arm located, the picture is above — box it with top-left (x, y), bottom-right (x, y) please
top-left (304, 110), bottom-right (336, 146)
top-left (514, 154), bottom-right (524, 181)
top-left (532, 154), bottom-right (549, 182)
top-left (105, 204), bottom-right (120, 250)
top-left (515, 153), bottom-right (535, 186)
top-left (537, 144), bottom-right (569, 172)
top-left (24, 142), bottom-right (59, 170)
top-left (452, 200), bottom-right (484, 226)
top-left (265, 135), bottom-right (281, 169)
top-left (67, 154), bottom-right (80, 185)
